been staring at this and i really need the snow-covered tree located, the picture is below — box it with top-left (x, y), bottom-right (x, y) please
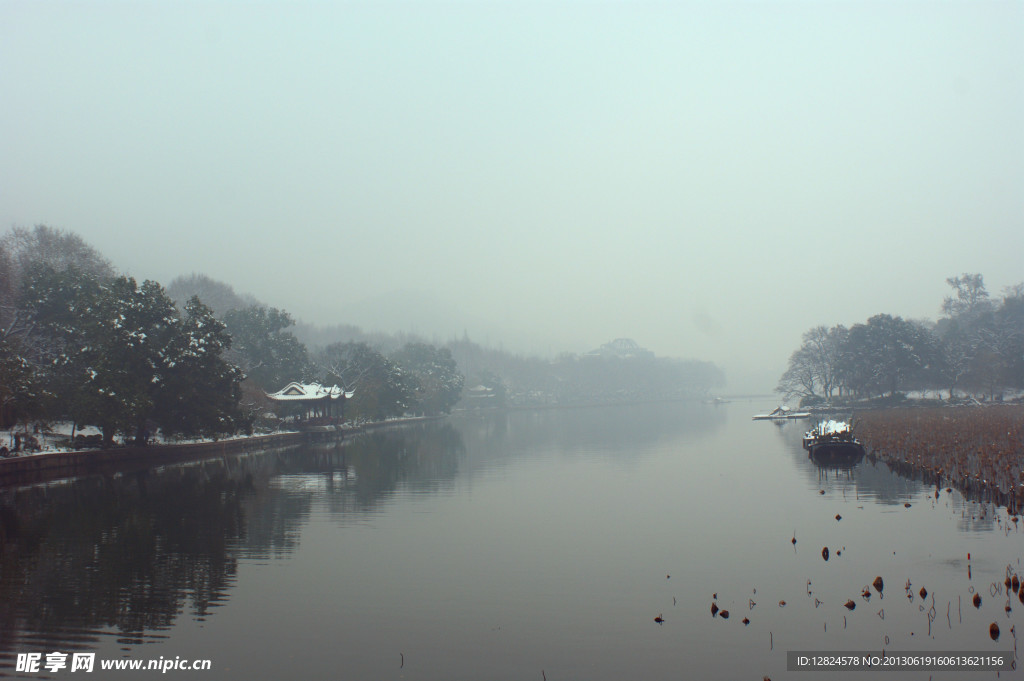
top-left (936, 274), bottom-right (1024, 398)
top-left (0, 338), bottom-right (40, 429)
top-left (24, 267), bottom-right (241, 446)
top-left (777, 325), bottom-right (849, 400)
top-left (222, 306), bottom-right (309, 391)
top-left (153, 296), bottom-right (244, 439)
top-left (776, 346), bottom-right (819, 400)
top-left (317, 341), bottom-right (414, 421)
top-left (166, 273), bottom-right (260, 318)
top-left (941, 273), bottom-right (992, 320)
top-left (390, 342), bottom-right (464, 415)
top-left (837, 314), bottom-right (937, 398)
top-left (1, 224), bottom-right (114, 282)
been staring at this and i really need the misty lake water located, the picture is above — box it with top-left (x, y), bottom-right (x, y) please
top-left (1, 401), bottom-right (1021, 680)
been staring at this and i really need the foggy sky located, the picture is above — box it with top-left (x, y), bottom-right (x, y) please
top-left (2, 1), bottom-right (1022, 393)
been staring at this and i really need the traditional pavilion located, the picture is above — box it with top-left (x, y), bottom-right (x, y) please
top-left (266, 382), bottom-right (354, 423)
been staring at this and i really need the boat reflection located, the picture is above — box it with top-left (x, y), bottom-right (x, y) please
top-left (809, 446), bottom-right (865, 471)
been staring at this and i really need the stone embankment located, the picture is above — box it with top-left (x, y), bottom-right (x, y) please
top-left (0, 432), bottom-right (307, 487)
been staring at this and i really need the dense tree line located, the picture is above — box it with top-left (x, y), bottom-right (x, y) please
top-left (0, 226), bottom-right (464, 444)
top-left (1, 228), bottom-right (243, 445)
top-left (311, 333), bottom-right (724, 408)
top-left (3, 226), bottom-right (722, 444)
top-left (446, 337), bottom-right (724, 406)
top-left (778, 274), bottom-right (1024, 403)
top-left (314, 340), bottom-right (463, 422)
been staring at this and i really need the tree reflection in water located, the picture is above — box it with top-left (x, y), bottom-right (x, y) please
top-left (0, 422), bottom-right (467, 656)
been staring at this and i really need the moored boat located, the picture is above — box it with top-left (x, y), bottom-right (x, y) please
top-left (802, 419), bottom-right (865, 462)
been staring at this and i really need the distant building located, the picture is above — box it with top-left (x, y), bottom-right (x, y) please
top-left (584, 338), bottom-right (654, 359)
top-left (464, 384), bottom-right (498, 409)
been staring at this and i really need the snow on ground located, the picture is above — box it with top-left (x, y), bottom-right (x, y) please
top-left (903, 389), bottom-right (1024, 401)
top-left (1, 417), bottom-right (376, 456)
top-left (2, 424), bottom-right (98, 455)
top-left (0, 423), bottom-right (263, 455)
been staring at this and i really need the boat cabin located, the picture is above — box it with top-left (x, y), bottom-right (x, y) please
top-left (802, 419), bottom-right (865, 465)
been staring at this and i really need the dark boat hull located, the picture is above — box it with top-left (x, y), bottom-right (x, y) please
top-left (808, 441), bottom-right (865, 468)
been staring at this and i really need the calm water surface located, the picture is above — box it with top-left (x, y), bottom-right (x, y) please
top-left (1, 401), bottom-right (1021, 679)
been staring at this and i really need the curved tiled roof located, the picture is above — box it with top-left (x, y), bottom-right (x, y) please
top-left (266, 382), bottom-right (353, 401)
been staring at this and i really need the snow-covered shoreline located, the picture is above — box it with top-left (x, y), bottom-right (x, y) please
top-left (0, 415), bottom-right (443, 487)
